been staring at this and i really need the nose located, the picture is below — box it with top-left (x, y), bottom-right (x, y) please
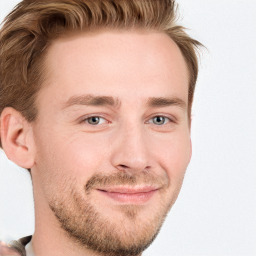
top-left (110, 123), bottom-right (152, 173)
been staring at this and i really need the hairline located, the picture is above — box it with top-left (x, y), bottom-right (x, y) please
top-left (37, 27), bottom-right (192, 118)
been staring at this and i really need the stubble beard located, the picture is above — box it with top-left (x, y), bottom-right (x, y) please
top-left (49, 172), bottom-right (180, 256)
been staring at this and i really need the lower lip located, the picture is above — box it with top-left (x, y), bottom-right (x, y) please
top-left (97, 190), bottom-right (157, 204)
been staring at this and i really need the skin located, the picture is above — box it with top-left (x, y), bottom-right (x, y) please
top-left (0, 242), bottom-right (20, 256)
top-left (1, 29), bottom-right (191, 256)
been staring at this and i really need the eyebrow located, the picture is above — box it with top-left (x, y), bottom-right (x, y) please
top-left (63, 94), bottom-right (186, 110)
top-left (63, 94), bottom-right (121, 109)
top-left (146, 97), bottom-right (187, 110)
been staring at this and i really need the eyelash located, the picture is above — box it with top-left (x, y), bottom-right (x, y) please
top-left (80, 114), bottom-right (175, 126)
top-left (147, 116), bottom-right (174, 125)
top-left (83, 116), bottom-right (108, 125)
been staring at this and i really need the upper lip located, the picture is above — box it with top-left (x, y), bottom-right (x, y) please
top-left (97, 186), bottom-right (159, 194)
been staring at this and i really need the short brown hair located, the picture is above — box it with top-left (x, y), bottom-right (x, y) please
top-left (0, 0), bottom-right (202, 147)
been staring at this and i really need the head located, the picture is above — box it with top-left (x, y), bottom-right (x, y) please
top-left (0, 1), bottom-right (202, 255)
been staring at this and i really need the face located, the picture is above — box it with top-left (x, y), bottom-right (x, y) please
top-left (31, 30), bottom-right (191, 256)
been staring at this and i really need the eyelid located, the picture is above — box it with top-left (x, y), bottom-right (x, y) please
top-left (77, 113), bottom-right (177, 127)
top-left (153, 116), bottom-right (171, 125)
top-left (79, 114), bottom-right (110, 125)
top-left (86, 116), bottom-right (107, 125)
top-left (146, 114), bottom-right (176, 124)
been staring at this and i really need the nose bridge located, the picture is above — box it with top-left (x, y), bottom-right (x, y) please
top-left (111, 120), bottom-right (151, 172)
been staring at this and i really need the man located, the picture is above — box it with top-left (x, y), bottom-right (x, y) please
top-left (0, 0), bottom-right (202, 255)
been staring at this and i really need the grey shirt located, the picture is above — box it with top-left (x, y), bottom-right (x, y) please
top-left (9, 236), bottom-right (33, 256)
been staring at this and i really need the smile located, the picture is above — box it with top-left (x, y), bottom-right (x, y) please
top-left (96, 186), bottom-right (159, 204)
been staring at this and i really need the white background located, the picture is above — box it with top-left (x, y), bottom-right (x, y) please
top-left (0, 1), bottom-right (256, 255)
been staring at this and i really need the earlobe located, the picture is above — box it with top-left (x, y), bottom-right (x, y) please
top-left (0, 107), bottom-right (35, 169)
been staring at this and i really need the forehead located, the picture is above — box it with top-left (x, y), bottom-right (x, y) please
top-left (39, 29), bottom-right (189, 106)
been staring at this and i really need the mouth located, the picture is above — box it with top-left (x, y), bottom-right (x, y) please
top-left (96, 186), bottom-right (159, 204)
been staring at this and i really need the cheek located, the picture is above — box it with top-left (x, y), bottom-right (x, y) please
top-left (153, 132), bottom-right (191, 179)
top-left (36, 130), bottom-right (111, 179)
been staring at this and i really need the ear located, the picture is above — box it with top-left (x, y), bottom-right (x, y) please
top-left (0, 107), bottom-right (35, 169)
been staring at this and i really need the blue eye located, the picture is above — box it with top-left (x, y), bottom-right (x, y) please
top-left (151, 116), bottom-right (170, 125)
top-left (86, 116), bottom-right (105, 125)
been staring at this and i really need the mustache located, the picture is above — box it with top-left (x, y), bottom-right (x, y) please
top-left (85, 171), bottom-right (169, 192)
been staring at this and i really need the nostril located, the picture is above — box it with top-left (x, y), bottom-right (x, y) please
top-left (116, 164), bottom-right (151, 173)
top-left (119, 164), bottom-right (128, 169)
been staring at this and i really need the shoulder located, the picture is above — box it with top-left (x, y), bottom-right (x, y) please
top-left (8, 236), bottom-right (32, 256)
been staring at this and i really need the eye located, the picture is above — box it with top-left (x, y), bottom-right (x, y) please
top-left (84, 116), bottom-right (107, 125)
top-left (150, 116), bottom-right (171, 125)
